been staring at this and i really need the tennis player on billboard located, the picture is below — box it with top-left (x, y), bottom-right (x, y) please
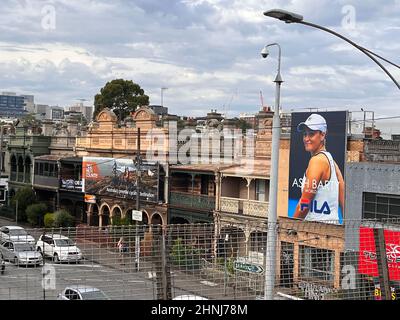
top-left (289, 113), bottom-right (346, 224)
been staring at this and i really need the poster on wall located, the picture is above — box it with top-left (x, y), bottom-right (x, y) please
top-left (82, 157), bottom-right (159, 202)
top-left (358, 226), bottom-right (400, 281)
top-left (287, 111), bottom-right (347, 225)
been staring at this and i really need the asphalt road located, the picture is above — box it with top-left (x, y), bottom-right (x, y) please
top-left (0, 217), bottom-right (192, 300)
top-left (0, 259), bottom-right (163, 300)
top-left (0, 217), bottom-right (267, 300)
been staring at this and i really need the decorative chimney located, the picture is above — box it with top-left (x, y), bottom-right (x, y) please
top-left (42, 119), bottom-right (54, 136)
top-left (67, 118), bottom-right (79, 137)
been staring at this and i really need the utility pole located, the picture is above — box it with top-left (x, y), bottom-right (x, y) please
top-left (135, 127), bottom-right (141, 272)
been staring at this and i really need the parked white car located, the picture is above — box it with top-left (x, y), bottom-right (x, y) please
top-left (57, 286), bottom-right (109, 300)
top-left (0, 226), bottom-right (35, 244)
top-left (0, 241), bottom-right (43, 266)
top-left (36, 234), bottom-right (82, 263)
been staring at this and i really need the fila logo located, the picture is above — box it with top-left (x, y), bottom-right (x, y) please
top-left (300, 200), bottom-right (331, 214)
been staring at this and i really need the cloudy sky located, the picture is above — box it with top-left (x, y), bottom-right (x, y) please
top-left (0, 0), bottom-right (399, 136)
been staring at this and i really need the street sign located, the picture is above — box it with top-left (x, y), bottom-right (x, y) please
top-left (84, 194), bottom-right (96, 203)
top-left (132, 210), bottom-right (143, 222)
top-left (234, 261), bottom-right (264, 274)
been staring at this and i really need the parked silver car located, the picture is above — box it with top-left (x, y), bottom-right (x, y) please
top-left (57, 286), bottom-right (110, 300)
top-left (0, 241), bottom-right (43, 266)
top-left (0, 226), bottom-right (35, 244)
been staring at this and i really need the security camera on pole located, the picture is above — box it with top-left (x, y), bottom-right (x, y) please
top-left (261, 43), bottom-right (283, 300)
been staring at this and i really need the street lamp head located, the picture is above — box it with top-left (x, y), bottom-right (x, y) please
top-left (263, 9), bottom-right (303, 23)
top-left (261, 46), bottom-right (270, 59)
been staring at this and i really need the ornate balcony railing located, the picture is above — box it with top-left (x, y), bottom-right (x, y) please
top-left (243, 199), bottom-right (269, 218)
top-left (221, 197), bottom-right (240, 213)
top-left (170, 191), bottom-right (215, 211)
top-left (220, 197), bottom-right (269, 217)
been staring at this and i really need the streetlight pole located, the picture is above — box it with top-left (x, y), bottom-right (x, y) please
top-left (263, 9), bottom-right (400, 90)
top-left (261, 43), bottom-right (283, 300)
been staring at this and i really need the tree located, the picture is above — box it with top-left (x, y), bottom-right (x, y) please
top-left (11, 187), bottom-right (37, 222)
top-left (93, 79), bottom-right (149, 122)
top-left (26, 203), bottom-right (47, 226)
top-left (21, 112), bottom-right (42, 127)
top-left (235, 118), bottom-right (252, 133)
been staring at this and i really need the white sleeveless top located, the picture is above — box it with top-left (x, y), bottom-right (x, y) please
top-left (301, 151), bottom-right (340, 224)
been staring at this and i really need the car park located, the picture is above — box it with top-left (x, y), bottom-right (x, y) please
top-left (57, 286), bottom-right (109, 300)
top-left (36, 234), bottom-right (82, 262)
top-left (0, 226), bottom-right (35, 244)
top-left (0, 241), bottom-right (43, 266)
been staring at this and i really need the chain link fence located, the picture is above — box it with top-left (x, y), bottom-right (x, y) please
top-left (0, 219), bottom-right (399, 300)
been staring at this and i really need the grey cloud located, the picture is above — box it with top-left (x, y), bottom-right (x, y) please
top-left (0, 0), bottom-right (399, 129)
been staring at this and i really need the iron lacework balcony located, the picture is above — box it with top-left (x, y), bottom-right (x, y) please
top-left (169, 191), bottom-right (215, 211)
top-left (220, 196), bottom-right (269, 218)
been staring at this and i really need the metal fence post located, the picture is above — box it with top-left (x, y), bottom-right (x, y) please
top-left (373, 227), bottom-right (391, 300)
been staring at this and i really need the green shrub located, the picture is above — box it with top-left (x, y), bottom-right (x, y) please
top-left (171, 238), bottom-right (202, 270)
top-left (112, 216), bottom-right (132, 226)
top-left (26, 203), bottom-right (47, 226)
top-left (44, 213), bottom-right (55, 228)
top-left (53, 209), bottom-right (74, 227)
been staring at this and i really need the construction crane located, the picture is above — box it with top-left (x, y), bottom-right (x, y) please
top-left (260, 90), bottom-right (272, 111)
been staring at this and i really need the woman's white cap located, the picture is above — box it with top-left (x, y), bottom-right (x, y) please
top-left (297, 113), bottom-right (327, 133)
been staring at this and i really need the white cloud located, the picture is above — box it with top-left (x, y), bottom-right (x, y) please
top-left (0, 0), bottom-right (399, 137)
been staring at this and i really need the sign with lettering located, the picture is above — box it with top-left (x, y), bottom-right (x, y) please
top-left (132, 210), bottom-right (143, 222)
top-left (287, 111), bottom-right (347, 225)
top-left (233, 261), bottom-right (264, 274)
top-left (358, 226), bottom-right (400, 281)
top-left (82, 157), bottom-right (160, 203)
top-left (298, 281), bottom-right (337, 300)
top-left (374, 284), bottom-right (398, 300)
top-left (84, 194), bottom-right (96, 204)
top-left (60, 179), bottom-right (82, 191)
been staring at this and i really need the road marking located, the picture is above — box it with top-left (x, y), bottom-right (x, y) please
top-left (200, 280), bottom-right (218, 287)
top-left (47, 263), bottom-right (101, 268)
top-left (82, 279), bottom-right (145, 283)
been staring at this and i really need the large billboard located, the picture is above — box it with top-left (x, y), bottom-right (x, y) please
top-left (82, 157), bottom-right (159, 202)
top-left (359, 226), bottom-right (400, 281)
top-left (287, 111), bottom-right (347, 225)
